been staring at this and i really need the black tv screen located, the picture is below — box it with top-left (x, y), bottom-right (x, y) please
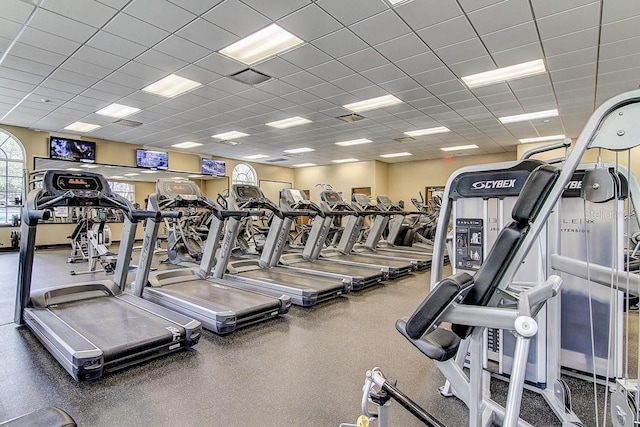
top-left (201, 158), bottom-right (226, 176)
top-left (49, 137), bottom-right (96, 163)
top-left (136, 149), bottom-right (168, 170)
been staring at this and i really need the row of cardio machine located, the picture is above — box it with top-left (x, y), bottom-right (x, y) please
top-left (14, 169), bottom-right (435, 386)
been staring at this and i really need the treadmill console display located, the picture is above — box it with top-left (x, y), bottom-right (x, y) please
top-left (376, 195), bottom-right (392, 205)
top-left (46, 173), bottom-right (105, 199)
top-left (157, 180), bottom-right (201, 199)
top-left (321, 191), bottom-right (342, 204)
top-left (288, 189), bottom-right (306, 203)
top-left (352, 193), bottom-right (370, 204)
top-left (235, 185), bottom-right (264, 201)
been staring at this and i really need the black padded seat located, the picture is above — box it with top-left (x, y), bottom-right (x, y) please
top-left (396, 319), bottom-right (461, 362)
top-left (0, 407), bottom-right (76, 427)
top-left (398, 164), bottom-right (560, 362)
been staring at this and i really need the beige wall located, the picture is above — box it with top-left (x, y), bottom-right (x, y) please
top-left (387, 152), bottom-right (517, 204)
top-left (293, 160), bottom-right (377, 202)
top-left (0, 124), bottom-right (293, 246)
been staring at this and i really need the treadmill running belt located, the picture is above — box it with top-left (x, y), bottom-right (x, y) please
top-left (49, 297), bottom-right (179, 361)
top-left (157, 281), bottom-right (280, 317)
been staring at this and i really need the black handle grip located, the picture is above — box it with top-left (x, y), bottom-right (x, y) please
top-left (160, 211), bottom-right (182, 219)
top-left (29, 210), bottom-right (51, 221)
top-left (131, 210), bottom-right (163, 221)
top-left (220, 210), bottom-right (253, 218)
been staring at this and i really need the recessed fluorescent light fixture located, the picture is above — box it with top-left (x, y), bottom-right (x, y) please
top-left (380, 152), bottom-right (412, 158)
top-left (172, 141), bottom-right (203, 149)
top-left (387, 0), bottom-right (413, 5)
top-left (335, 138), bottom-right (372, 147)
top-left (96, 103), bottom-right (140, 118)
top-left (499, 109), bottom-right (558, 124)
top-left (212, 131), bottom-right (249, 140)
top-left (124, 172), bottom-right (140, 176)
top-left (343, 95), bottom-right (402, 113)
top-left (332, 158), bottom-right (359, 163)
top-left (404, 126), bottom-right (450, 137)
top-left (243, 154), bottom-right (269, 160)
top-left (143, 74), bottom-right (201, 98)
top-left (219, 23), bottom-right (303, 65)
top-left (441, 144), bottom-right (478, 152)
top-left (109, 175), bottom-right (123, 179)
top-left (518, 134), bottom-right (566, 144)
top-left (64, 121), bottom-right (101, 133)
top-left (461, 59), bottom-right (546, 88)
top-left (293, 163), bottom-right (316, 167)
top-left (80, 164), bottom-right (99, 169)
top-left (172, 176), bottom-right (188, 180)
top-left (266, 116), bottom-right (312, 129)
top-left (188, 174), bottom-right (203, 178)
top-left (141, 170), bottom-right (158, 174)
top-left (284, 147), bottom-right (315, 154)
top-left (66, 168), bottom-right (82, 171)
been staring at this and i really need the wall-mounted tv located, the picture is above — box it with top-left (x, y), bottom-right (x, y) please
top-left (135, 149), bottom-right (169, 170)
top-left (49, 137), bottom-right (96, 163)
top-left (201, 158), bottom-right (226, 176)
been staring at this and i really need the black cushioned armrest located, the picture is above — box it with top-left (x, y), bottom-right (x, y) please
top-left (396, 319), bottom-right (461, 362)
top-left (404, 272), bottom-right (474, 340)
top-left (0, 407), bottom-right (76, 427)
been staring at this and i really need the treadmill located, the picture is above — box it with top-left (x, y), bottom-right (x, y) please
top-left (375, 195), bottom-right (434, 253)
top-left (309, 190), bottom-right (414, 279)
top-left (15, 170), bottom-right (201, 381)
top-left (131, 179), bottom-right (290, 334)
top-left (346, 193), bottom-right (432, 270)
top-left (211, 184), bottom-right (350, 306)
top-left (277, 189), bottom-right (386, 290)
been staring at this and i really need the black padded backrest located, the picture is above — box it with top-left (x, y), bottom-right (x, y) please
top-left (512, 164), bottom-right (559, 223)
top-left (451, 164), bottom-right (559, 339)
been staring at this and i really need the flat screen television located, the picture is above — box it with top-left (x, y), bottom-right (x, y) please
top-left (135, 149), bottom-right (169, 170)
top-left (49, 137), bottom-right (96, 163)
top-left (201, 158), bottom-right (226, 176)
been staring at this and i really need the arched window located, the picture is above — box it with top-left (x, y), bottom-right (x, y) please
top-left (0, 129), bottom-right (26, 225)
top-left (232, 163), bottom-right (257, 186)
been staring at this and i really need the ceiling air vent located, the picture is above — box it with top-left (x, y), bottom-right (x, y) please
top-left (229, 68), bottom-right (272, 85)
top-left (113, 119), bottom-right (143, 127)
top-left (337, 113), bottom-right (365, 122)
top-left (217, 140), bottom-right (240, 146)
top-left (394, 136), bottom-right (416, 143)
top-left (267, 158), bottom-right (288, 163)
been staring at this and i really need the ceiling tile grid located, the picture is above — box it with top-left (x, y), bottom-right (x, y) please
top-left (0, 0), bottom-right (639, 166)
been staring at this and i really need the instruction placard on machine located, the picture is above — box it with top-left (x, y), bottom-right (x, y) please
top-left (455, 218), bottom-right (483, 270)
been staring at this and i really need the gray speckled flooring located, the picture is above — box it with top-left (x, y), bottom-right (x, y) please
top-left (0, 247), bottom-right (633, 426)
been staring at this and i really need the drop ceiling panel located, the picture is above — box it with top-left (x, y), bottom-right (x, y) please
top-left (176, 18), bottom-right (236, 51)
top-left (280, 44), bottom-right (332, 69)
top-left (349, 10), bottom-right (411, 46)
top-left (601, 0), bottom-right (640, 24)
top-left (154, 36), bottom-right (212, 63)
top-left (491, 42), bottom-right (544, 67)
top-left (10, 43), bottom-right (67, 68)
top-left (448, 55), bottom-right (496, 76)
top-left (3, 0), bottom-right (35, 23)
top-left (136, 49), bottom-right (189, 73)
top-left (467, 0), bottom-right (533, 35)
top-left (202, 0), bottom-right (269, 37)
top-left (285, 71), bottom-right (325, 90)
top-left (602, 16), bottom-right (640, 44)
top-left (73, 46), bottom-right (129, 70)
top-left (536, 2), bottom-right (601, 40)
top-left (86, 31), bottom-right (148, 59)
top-left (396, 0), bottom-right (462, 31)
top-left (394, 51), bottom-right (444, 75)
top-left (338, 48), bottom-right (389, 72)
top-left (278, 4), bottom-right (342, 41)
top-left (42, 0), bottom-right (118, 28)
top-left (316, 0), bottom-right (387, 27)
top-left (417, 16), bottom-right (476, 50)
top-left (239, 0), bottom-right (309, 21)
top-left (599, 37), bottom-right (640, 61)
top-left (20, 27), bottom-right (82, 56)
top-left (29, 8), bottom-right (97, 43)
top-left (482, 22), bottom-right (539, 53)
top-left (375, 33), bottom-right (429, 63)
top-left (435, 38), bottom-right (487, 64)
